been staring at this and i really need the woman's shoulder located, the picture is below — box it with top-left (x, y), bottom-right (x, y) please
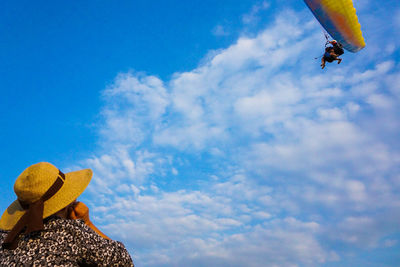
top-left (44, 216), bottom-right (87, 233)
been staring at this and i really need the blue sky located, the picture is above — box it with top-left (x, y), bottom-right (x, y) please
top-left (1, 0), bottom-right (400, 266)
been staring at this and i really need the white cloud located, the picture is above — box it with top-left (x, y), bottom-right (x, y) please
top-left (349, 61), bottom-right (394, 84)
top-left (99, 73), bottom-right (169, 147)
top-left (367, 93), bottom-right (395, 109)
top-left (242, 1), bottom-right (270, 25)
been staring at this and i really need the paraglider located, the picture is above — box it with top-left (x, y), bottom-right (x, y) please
top-left (304, 0), bottom-right (366, 68)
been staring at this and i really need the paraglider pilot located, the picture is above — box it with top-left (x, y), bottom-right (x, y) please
top-left (321, 40), bottom-right (343, 69)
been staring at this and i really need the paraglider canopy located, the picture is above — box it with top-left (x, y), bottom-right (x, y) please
top-left (304, 0), bottom-right (365, 53)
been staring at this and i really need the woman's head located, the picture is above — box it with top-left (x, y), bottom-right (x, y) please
top-left (0, 162), bottom-right (92, 230)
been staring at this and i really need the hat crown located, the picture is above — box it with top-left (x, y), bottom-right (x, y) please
top-left (14, 162), bottom-right (60, 203)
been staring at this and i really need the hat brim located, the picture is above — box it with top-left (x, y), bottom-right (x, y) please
top-left (0, 168), bottom-right (92, 231)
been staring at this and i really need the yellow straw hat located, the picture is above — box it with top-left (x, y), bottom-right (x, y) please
top-left (0, 162), bottom-right (92, 231)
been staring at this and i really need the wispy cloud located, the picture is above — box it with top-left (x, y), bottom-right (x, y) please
top-left (75, 4), bottom-right (400, 267)
top-left (212, 25), bottom-right (230, 37)
top-left (242, 1), bottom-right (270, 25)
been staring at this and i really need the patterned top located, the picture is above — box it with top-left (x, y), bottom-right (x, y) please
top-left (0, 216), bottom-right (134, 267)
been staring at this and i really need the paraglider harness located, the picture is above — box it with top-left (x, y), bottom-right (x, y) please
top-left (315, 31), bottom-right (344, 60)
top-left (324, 33), bottom-right (344, 56)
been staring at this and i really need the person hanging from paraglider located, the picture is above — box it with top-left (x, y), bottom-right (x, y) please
top-left (329, 40), bottom-right (344, 56)
top-left (320, 40), bottom-right (343, 69)
top-left (303, 0), bottom-right (366, 69)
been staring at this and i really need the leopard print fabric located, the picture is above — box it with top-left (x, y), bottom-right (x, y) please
top-left (0, 216), bottom-right (134, 267)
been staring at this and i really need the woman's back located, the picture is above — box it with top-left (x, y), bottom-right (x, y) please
top-left (0, 216), bottom-right (133, 267)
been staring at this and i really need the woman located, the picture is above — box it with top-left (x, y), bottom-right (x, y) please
top-left (0, 162), bottom-right (134, 266)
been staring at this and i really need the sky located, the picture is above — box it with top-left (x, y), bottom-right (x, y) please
top-left (1, 0), bottom-right (400, 266)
